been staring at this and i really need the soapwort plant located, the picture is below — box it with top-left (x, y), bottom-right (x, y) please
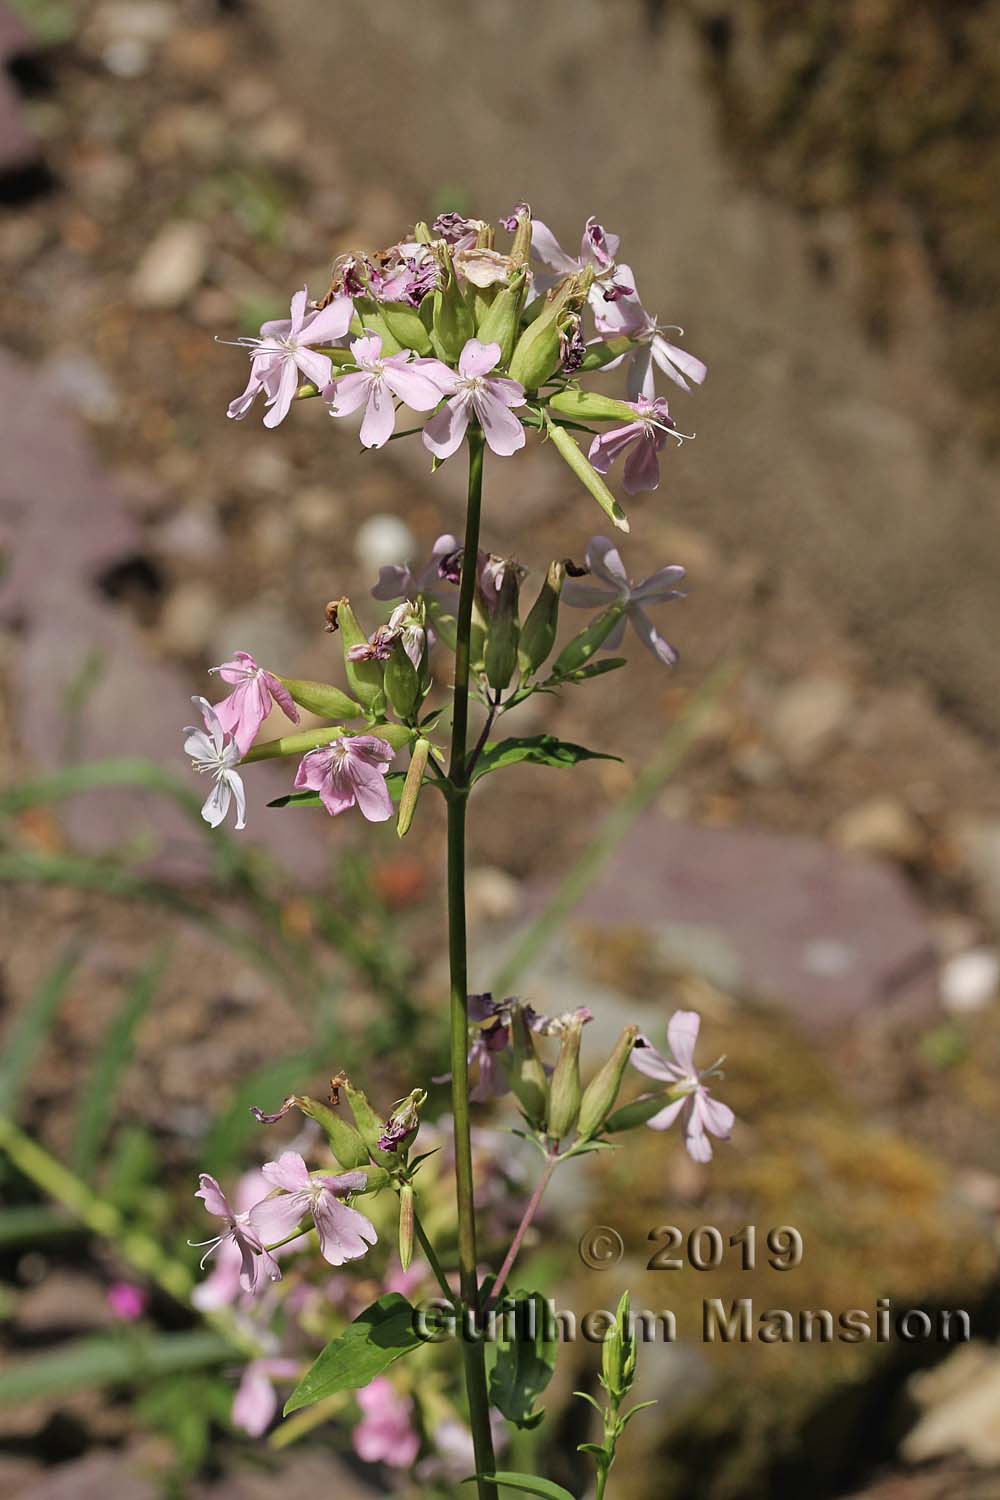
top-left (188, 204), bottom-right (731, 1497)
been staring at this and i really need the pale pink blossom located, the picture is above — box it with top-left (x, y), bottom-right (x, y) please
top-left (421, 339), bottom-right (526, 460)
top-left (352, 1377), bottom-right (420, 1467)
top-left (249, 1151), bottom-right (378, 1268)
top-left (208, 651), bottom-right (298, 756)
top-left (192, 1171), bottom-right (307, 1312)
top-left (226, 287), bottom-right (353, 429)
top-left (232, 1359), bottom-right (300, 1438)
top-left (348, 602), bottom-right (425, 670)
top-left (183, 697), bottom-right (247, 831)
top-left (192, 1174), bottom-right (280, 1293)
top-left (294, 734), bottom-right (395, 822)
top-left (594, 292), bottom-right (707, 401)
top-left (371, 533), bottom-right (460, 606)
top-left (326, 333), bottom-right (449, 448)
top-left (562, 535), bottom-right (686, 667)
top-left (630, 1010), bottom-right (734, 1163)
top-left (587, 396), bottom-right (689, 496)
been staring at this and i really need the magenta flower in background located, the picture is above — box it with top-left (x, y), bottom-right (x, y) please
top-left (208, 650), bottom-right (299, 756)
top-left (231, 1358), bottom-right (301, 1438)
top-left (562, 535), bottom-right (686, 666)
top-left (249, 1152), bottom-right (377, 1268)
top-left (530, 215), bottom-right (634, 307)
top-left (596, 293), bottom-right (707, 401)
top-left (587, 395), bottom-right (687, 496)
top-left (294, 735), bottom-right (395, 822)
top-left (326, 333), bottom-right (448, 448)
top-left (371, 532), bottom-right (461, 604)
top-left (183, 697), bottom-right (247, 831)
top-left (422, 339), bottom-right (526, 460)
top-left (226, 287), bottom-right (354, 430)
top-left (193, 1174), bottom-right (280, 1293)
top-left (630, 1010), bottom-right (735, 1163)
top-left (106, 1282), bottom-right (148, 1322)
top-left (352, 1377), bottom-right (420, 1467)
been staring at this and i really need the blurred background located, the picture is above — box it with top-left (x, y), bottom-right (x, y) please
top-left (2, 1), bottom-right (1000, 1496)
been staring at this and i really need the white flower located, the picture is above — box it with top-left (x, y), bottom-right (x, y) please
top-left (183, 696), bottom-right (247, 830)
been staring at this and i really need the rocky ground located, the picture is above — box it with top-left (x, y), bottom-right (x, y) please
top-left (2, 2), bottom-right (1000, 1497)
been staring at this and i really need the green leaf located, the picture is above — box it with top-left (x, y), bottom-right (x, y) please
top-left (472, 736), bottom-right (619, 783)
top-left (489, 1291), bottom-right (558, 1431)
top-left (549, 658), bottom-right (627, 685)
top-left (0, 946), bottom-right (83, 1117)
top-left (72, 946), bottom-right (169, 1178)
top-left (543, 413), bottom-right (629, 533)
top-left (469, 1474), bottom-right (577, 1500)
top-left (283, 1295), bottom-right (421, 1415)
top-left (0, 1330), bottom-right (233, 1404)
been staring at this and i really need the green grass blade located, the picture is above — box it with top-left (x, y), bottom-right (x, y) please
top-left (72, 945), bottom-right (171, 1179)
top-left (0, 946), bottom-right (83, 1117)
top-left (0, 1330), bottom-right (234, 1404)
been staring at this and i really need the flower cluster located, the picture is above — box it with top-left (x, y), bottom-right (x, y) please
top-left (223, 203), bottom-right (705, 506)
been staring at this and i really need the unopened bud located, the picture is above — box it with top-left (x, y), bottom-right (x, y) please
top-left (379, 300), bottom-right (434, 357)
top-left (398, 1183), bottom-right (415, 1272)
top-left (475, 266), bottom-right (530, 369)
top-left (604, 1085), bottom-right (684, 1134)
top-left (275, 677), bottom-right (364, 722)
top-left (548, 389), bottom-right (638, 424)
top-left (337, 599), bottom-right (386, 713)
top-left (518, 560), bottom-right (566, 676)
top-left (378, 1088), bottom-right (427, 1155)
top-left (480, 559), bottom-right (521, 691)
top-left (601, 1289), bottom-right (637, 1400)
top-left (342, 1078), bottom-right (398, 1167)
top-left (507, 270), bottom-right (591, 391)
top-left (508, 204), bottom-right (533, 267)
top-left (546, 1013), bottom-right (583, 1141)
top-left (505, 1006), bottom-right (549, 1129)
top-left (430, 242), bottom-right (475, 361)
top-left (551, 603), bottom-right (625, 678)
top-left (397, 737), bottom-right (431, 839)
top-left (384, 637), bottom-right (420, 720)
top-left (577, 1025), bottom-right (639, 1141)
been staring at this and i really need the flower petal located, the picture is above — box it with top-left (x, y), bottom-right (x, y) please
top-left (697, 1090), bottom-right (735, 1140)
top-left (294, 346), bottom-right (333, 389)
top-left (630, 565), bottom-right (687, 604)
top-left (195, 1174), bottom-right (231, 1220)
top-left (300, 295), bottom-right (354, 346)
top-left (261, 1150), bottom-right (311, 1194)
top-left (474, 389), bottom-right (525, 457)
top-left (628, 605), bottom-right (678, 667)
top-left (458, 339), bottom-right (501, 379)
top-left (630, 1040), bottom-right (681, 1083)
top-left (359, 384), bottom-right (396, 448)
top-left (201, 777), bottom-right (231, 829)
top-left (645, 1097), bottom-right (686, 1131)
top-left (667, 1010), bottom-right (701, 1074)
top-left (530, 220), bottom-right (578, 275)
top-left (422, 396), bottom-right (470, 460)
top-left (383, 362), bottom-right (446, 412)
top-left (622, 431), bottom-right (662, 495)
top-left (262, 358), bottom-right (299, 430)
top-left (248, 1190), bottom-right (311, 1247)
top-left (313, 1195), bottom-right (378, 1266)
top-left (585, 536), bottom-right (630, 592)
top-left (327, 371), bottom-right (371, 417)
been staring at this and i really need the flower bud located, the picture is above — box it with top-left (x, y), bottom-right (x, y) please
top-left (546, 1012), bottom-right (583, 1141)
top-left (604, 1086), bottom-right (684, 1134)
top-left (475, 266), bottom-right (530, 369)
top-left (397, 736), bottom-right (431, 839)
top-left (379, 300), bottom-right (434, 357)
top-left (412, 221), bottom-right (433, 245)
top-left (480, 559), bottom-right (521, 692)
top-left (508, 204), bottom-right (533, 267)
top-left (378, 1089), bottom-right (427, 1155)
top-left (518, 560), bottom-right (565, 676)
top-left (547, 389), bottom-right (638, 424)
top-left (384, 638), bottom-right (420, 720)
top-left (250, 1093), bottom-right (369, 1170)
top-left (507, 270), bottom-right (591, 390)
top-left (337, 599), bottom-right (386, 713)
top-left (551, 602), bottom-right (625, 678)
top-left (398, 1183), bottom-right (415, 1272)
top-left (275, 677), bottom-right (364, 722)
top-left (505, 1006), bottom-right (549, 1129)
top-left (430, 242), bottom-right (475, 361)
top-left (351, 296), bottom-right (404, 355)
top-left (601, 1290), bottom-right (637, 1401)
top-left (577, 1025), bottom-right (639, 1141)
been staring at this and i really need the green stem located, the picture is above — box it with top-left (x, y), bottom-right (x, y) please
top-left (447, 427), bottom-right (496, 1499)
top-left (412, 1208), bottom-right (457, 1307)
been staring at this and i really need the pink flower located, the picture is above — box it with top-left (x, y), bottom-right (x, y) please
top-left (562, 535), bottom-right (686, 667)
top-left (587, 396), bottom-right (689, 496)
top-left (193, 1174), bottom-right (280, 1293)
top-left (208, 651), bottom-right (299, 756)
top-left (226, 287), bottom-right (354, 430)
top-left (326, 333), bottom-right (449, 448)
top-left (371, 532), bottom-right (460, 605)
top-left (630, 1010), bottom-right (735, 1163)
top-left (530, 216), bottom-right (633, 309)
top-left (294, 734), bottom-right (395, 822)
top-left (421, 339), bottom-right (526, 460)
top-left (106, 1282), bottom-right (147, 1321)
top-left (183, 697), bottom-right (247, 831)
top-left (192, 1171), bottom-right (308, 1312)
top-left (231, 1358), bottom-right (300, 1438)
top-left (249, 1152), bottom-right (377, 1268)
top-left (352, 1377), bottom-right (420, 1467)
top-left (594, 293), bottom-right (707, 401)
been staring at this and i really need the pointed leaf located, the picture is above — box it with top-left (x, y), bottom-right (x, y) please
top-left (472, 736), bottom-right (619, 783)
top-left (549, 658), bottom-right (627, 685)
top-left (0, 947), bottom-right (83, 1117)
top-left (283, 1295), bottom-right (421, 1415)
top-left (469, 1474), bottom-right (577, 1500)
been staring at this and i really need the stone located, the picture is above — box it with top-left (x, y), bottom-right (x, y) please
top-left (770, 674), bottom-right (854, 769)
top-left (828, 795), bottom-right (926, 861)
top-left (903, 1343), bottom-right (1000, 1465)
top-left (466, 866), bottom-right (522, 926)
top-left (939, 948), bottom-right (999, 1015)
top-left (42, 350), bottom-right (120, 425)
top-left (131, 220), bottom-right (209, 309)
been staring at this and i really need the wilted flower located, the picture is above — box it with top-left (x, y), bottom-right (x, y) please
top-left (431, 212), bottom-right (487, 249)
top-left (562, 535), bottom-right (686, 666)
top-left (226, 287), bottom-right (353, 429)
top-left (422, 339), bottom-right (526, 460)
top-left (454, 247), bottom-right (517, 288)
top-left (587, 395), bottom-right (689, 496)
top-left (193, 1174), bottom-right (280, 1293)
top-left (369, 241), bottom-right (439, 305)
top-left (326, 333), bottom-right (449, 448)
top-left (249, 1152), bottom-right (378, 1268)
top-left (208, 650), bottom-right (299, 756)
top-left (348, 602), bottom-right (425, 669)
top-left (531, 216), bottom-right (633, 307)
top-left (294, 735), bottom-right (395, 822)
top-left (232, 1359), bottom-right (300, 1438)
top-left (353, 1377), bottom-right (421, 1467)
top-left (183, 697), bottom-right (247, 831)
top-left (630, 1010), bottom-right (735, 1163)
